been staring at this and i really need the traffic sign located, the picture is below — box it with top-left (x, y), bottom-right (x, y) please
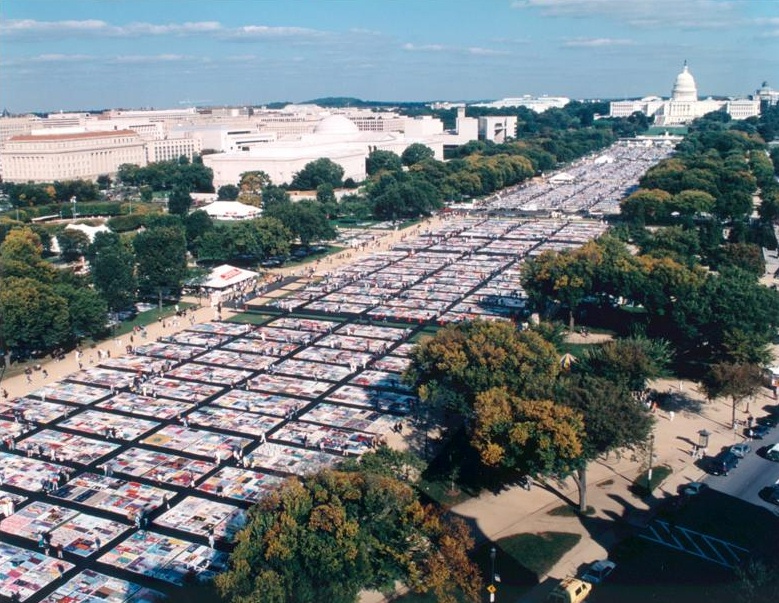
top-left (487, 584), bottom-right (497, 594)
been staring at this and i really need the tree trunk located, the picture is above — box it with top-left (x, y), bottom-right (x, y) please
top-left (569, 309), bottom-right (575, 332)
top-left (731, 397), bottom-right (738, 430)
top-left (573, 465), bottom-right (587, 513)
top-left (158, 288), bottom-right (163, 311)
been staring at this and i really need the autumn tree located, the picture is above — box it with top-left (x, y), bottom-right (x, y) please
top-left (520, 242), bottom-right (602, 331)
top-left (406, 319), bottom-right (560, 417)
top-left (472, 388), bottom-right (585, 476)
top-left (215, 466), bottom-right (480, 603)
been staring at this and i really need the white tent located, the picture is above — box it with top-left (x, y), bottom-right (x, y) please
top-left (201, 200), bottom-right (262, 221)
top-left (548, 172), bottom-right (575, 184)
top-left (202, 264), bottom-right (258, 290)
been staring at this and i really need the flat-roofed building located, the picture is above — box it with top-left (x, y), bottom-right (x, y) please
top-left (146, 135), bottom-right (202, 163)
top-left (1, 130), bottom-right (147, 183)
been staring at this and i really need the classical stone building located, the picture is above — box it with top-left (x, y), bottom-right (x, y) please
top-left (609, 62), bottom-right (760, 125)
top-left (1, 130), bottom-right (147, 183)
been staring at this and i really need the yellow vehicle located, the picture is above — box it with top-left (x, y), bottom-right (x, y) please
top-left (547, 577), bottom-right (592, 603)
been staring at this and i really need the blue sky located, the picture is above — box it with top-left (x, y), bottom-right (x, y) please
top-left (1, 0), bottom-right (778, 112)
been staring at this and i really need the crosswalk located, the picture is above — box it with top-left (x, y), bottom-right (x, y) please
top-left (639, 520), bottom-right (749, 568)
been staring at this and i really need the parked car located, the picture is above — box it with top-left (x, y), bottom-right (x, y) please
top-left (757, 414), bottom-right (779, 428)
top-left (730, 443), bottom-right (751, 458)
top-left (580, 560), bottom-right (616, 584)
top-left (764, 484), bottom-right (779, 505)
top-left (710, 451), bottom-right (739, 476)
top-left (678, 481), bottom-right (707, 496)
top-left (749, 425), bottom-right (771, 440)
top-left (547, 578), bottom-right (592, 603)
top-left (765, 443), bottom-right (779, 462)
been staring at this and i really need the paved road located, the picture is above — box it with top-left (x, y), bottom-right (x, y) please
top-left (704, 424), bottom-right (779, 513)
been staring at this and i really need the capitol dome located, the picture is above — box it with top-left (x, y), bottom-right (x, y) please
top-left (314, 115), bottom-right (360, 136)
top-left (672, 62), bottom-right (698, 101)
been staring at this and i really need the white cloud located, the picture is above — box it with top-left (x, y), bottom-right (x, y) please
top-left (512, 0), bottom-right (738, 29)
top-left (34, 53), bottom-right (96, 62)
top-left (564, 38), bottom-right (634, 48)
top-left (1, 18), bottom-right (112, 36)
top-left (111, 54), bottom-right (193, 64)
top-left (0, 18), bottom-right (325, 40)
top-left (219, 25), bottom-right (326, 40)
top-left (468, 47), bottom-right (511, 56)
top-left (402, 43), bottom-right (447, 52)
top-left (121, 21), bottom-right (223, 36)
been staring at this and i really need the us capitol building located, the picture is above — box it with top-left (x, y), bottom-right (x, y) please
top-left (609, 62), bottom-right (760, 125)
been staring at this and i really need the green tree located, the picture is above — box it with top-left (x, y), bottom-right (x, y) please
top-left (0, 277), bottom-right (70, 353)
top-left (366, 149), bottom-right (402, 176)
top-left (316, 183), bottom-right (338, 217)
top-left (184, 210), bottom-right (214, 251)
top-left (265, 199), bottom-right (335, 248)
top-left (133, 225), bottom-right (187, 308)
top-left (290, 158), bottom-right (344, 190)
top-left (56, 284), bottom-right (108, 339)
top-left (167, 186), bottom-right (193, 216)
top-left (701, 362), bottom-right (763, 429)
top-left (96, 174), bottom-right (112, 190)
top-left (217, 184), bottom-right (240, 201)
top-left (577, 337), bottom-right (672, 393)
top-left (401, 143), bottom-right (435, 166)
top-left (262, 185), bottom-right (291, 209)
top-left (215, 468), bottom-right (480, 603)
top-left (57, 229), bottom-right (90, 262)
top-left (87, 232), bottom-right (137, 312)
top-left (557, 373), bottom-right (654, 511)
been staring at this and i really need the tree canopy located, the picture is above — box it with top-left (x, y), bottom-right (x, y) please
top-left (290, 158), bottom-right (344, 190)
top-left (215, 463), bottom-right (480, 603)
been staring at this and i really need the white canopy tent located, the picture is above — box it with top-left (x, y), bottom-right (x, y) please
top-left (202, 264), bottom-right (259, 290)
top-left (201, 200), bottom-right (261, 221)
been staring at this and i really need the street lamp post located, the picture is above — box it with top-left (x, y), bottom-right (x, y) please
top-left (647, 434), bottom-right (655, 484)
top-left (489, 546), bottom-right (497, 602)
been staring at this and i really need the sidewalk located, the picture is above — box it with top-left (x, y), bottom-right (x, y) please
top-left (452, 375), bottom-right (767, 602)
top-left (0, 299), bottom-right (236, 401)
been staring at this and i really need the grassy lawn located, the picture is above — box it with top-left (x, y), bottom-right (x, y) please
top-left (111, 302), bottom-right (196, 337)
top-left (409, 325), bottom-right (441, 343)
top-left (226, 312), bottom-right (274, 325)
top-left (631, 464), bottom-right (672, 496)
top-left (498, 532), bottom-right (582, 580)
top-left (547, 504), bottom-right (595, 517)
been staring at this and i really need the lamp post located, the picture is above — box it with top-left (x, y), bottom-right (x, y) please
top-left (70, 196), bottom-right (77, 220)
top-left (647, 434), bottom-right (655, 484)
top-left (489, 546), bottom-right (497, 602)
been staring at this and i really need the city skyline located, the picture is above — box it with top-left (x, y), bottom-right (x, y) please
top-left (1, 0), bottom-right (778, 113)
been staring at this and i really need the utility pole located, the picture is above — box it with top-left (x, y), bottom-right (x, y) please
top-left (488, 546), bottom-right (497, 602)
